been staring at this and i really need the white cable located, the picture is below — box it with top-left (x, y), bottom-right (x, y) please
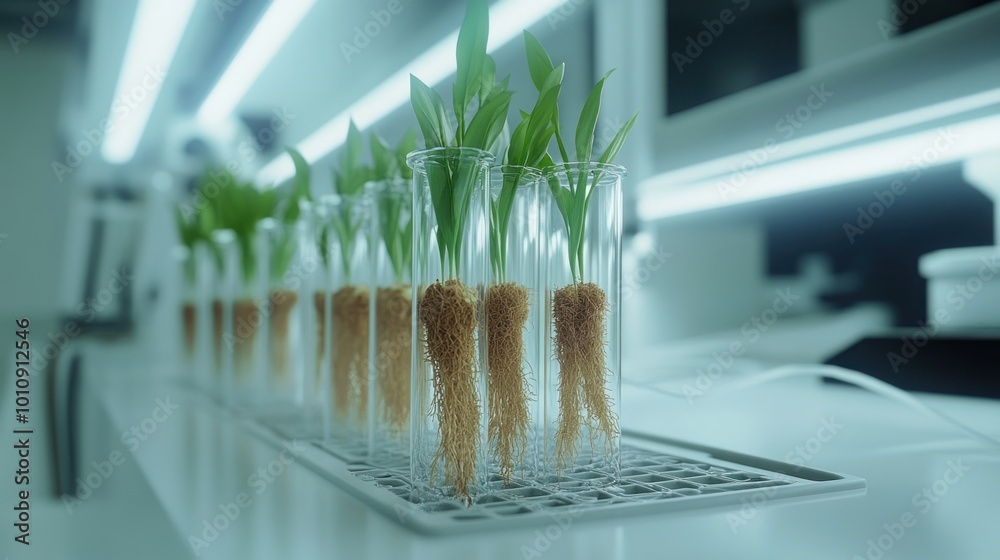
top-left (624, 364), bottom-right (1000, 450)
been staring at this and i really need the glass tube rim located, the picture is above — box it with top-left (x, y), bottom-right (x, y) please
top-left (405, 147), bottom-right (495, 171)
top-left (542, 161), bottom-right (627, 180)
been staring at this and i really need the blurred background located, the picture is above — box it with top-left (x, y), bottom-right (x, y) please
top-left (1, 0), bottom-right (999, 558)
top-left (1, 0), bottom-right (998, 352)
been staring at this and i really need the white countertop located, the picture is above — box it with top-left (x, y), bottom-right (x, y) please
top-left (3, 317), bottom-right (998, 560)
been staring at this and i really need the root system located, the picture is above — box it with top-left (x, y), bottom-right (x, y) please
top-left (212, 299), bottom-right (223, 373)
top-left (376, 285), bottom-right (412, 435)
top-left (313, 291), bottom-right (327, 390)
top-left (332, 286), bottom-right (370, 423)
top-left (552, 282), bottom-right (617, 470)
top-left (233, 299), bottom-right (260, 378)
top-left (269, 290), bottom-right (298, 380)
top-left (486, 282), bottom-right (531, 485)
top-left (420, 279), bottom-right (480, 503)
top-left (182, 303), bottom-right (196, 358)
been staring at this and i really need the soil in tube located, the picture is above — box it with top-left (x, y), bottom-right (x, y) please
top-left (313, 291), bottom-right (327, 389)
top-left (486, 282), bottom-right (531, 486)
top-left (233, 299), bottom-right (260, 378)
top-left (182, 303), bottom-right (196, 358)
top-left (212, 299), bottom-right (224, 372)
top-left (420, 278), bottom-right (480, 503)
top-left (332, 286), bottom-right (369, 423)
top-left (269, 290), bottom-right (298, 381)
top-left (552, 282), bottom-right (618, 470)
top-left (376, 285), bottom-right (412, 435)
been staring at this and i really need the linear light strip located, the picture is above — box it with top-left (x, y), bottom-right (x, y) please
top-left (644, 87), bottom-right (1000, 190)
top-left (198, 0), bottom-right (317, 124)
top-left (256, 0), bottom-right (567, 186)
top-left (101, 0), bottom-right (198, 164)
top-left (638, 114), bottom-right (1000, 220)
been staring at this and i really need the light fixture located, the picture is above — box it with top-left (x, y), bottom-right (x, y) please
top-left (256, 0), bottom-right (567, 186)
top-left (645, 88), bottom-right (1000, 190)
top-left (101, 0), bottom-right (197, 164)
top-left (638, 113), bottom-right (1000, 221)
top-left (197, 0), bottom-right (316, 125)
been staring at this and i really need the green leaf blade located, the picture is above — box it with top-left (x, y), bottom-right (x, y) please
top-left (575, 70), bottom-right (613, 163)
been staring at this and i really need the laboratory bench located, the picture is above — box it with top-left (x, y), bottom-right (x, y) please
top-left (2, 312), bottom-right (998, 560)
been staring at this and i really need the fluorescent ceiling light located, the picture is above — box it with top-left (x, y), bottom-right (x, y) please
top-left (256, 0), bottom-right (567, 186)
top-left (198, 0), bottom-right (316, 124)
top-left (638, 114), bottom-right (1000, 221)
top-left (101, 0), bottom-right (197, 164)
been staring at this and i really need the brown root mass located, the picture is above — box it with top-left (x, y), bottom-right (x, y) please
top-left (313, 291), bottom-right (327, 390)
top-left (182, 303), bottom-right (196, 358)
top-left (269, 290), bottom-right (298, 380)
top-left (376, 285), bottom-right (412, 435)
top-left (420, 279), bottom-right (480, 503)
top-left (486, 282), bottom-right (531, 486)
top-left (332, 286), bottom-right (369, 423)
top-left (233, 299), bottom-right (259, 378)
top-left (212, 299), bottom-right (223, 373)
top-left (552, 283), bottom-right (617, 470)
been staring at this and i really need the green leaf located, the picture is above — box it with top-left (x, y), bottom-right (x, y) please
top-left (425, 162), bottom-right (454, 271)
top-left (454, 0), bottom-right (489, 126)
top-left (283, 147), bottom-right (312, 224)
top-left (317, 226), bottom-right (330, 267)
top-left (575, 70), bottom-right (613, 163)
top-left (410, 75), bottom-right (452, 149)
top-left (330, 212), bottom-right (353, 280)
top-left (518, 64), bottom-right (562, 167)
top-left (523, 31), bottom-right (555, 91)
top-left (480, 55), bottom-right (496, 105)
top-left (506, 116), bottom-right (530, 166)
top-left (465, 89), bottom-right (513, 150)
top-left (345, 120), bottom-right (362, 170)
top-left (599, 111), bottom-right (639, 165)
top-left (402, 215), bottom-right (413, 274)
top-left (288, 147), bottom-right (311, 200)
top-left (396, 129), bottom-right (417, 180)
top-left (527, 124), bottom-right (555, 167)
top-left (548, 179), bottom-right (574, 238)
top-left (371, 133), bottom-right (398, 181)
top-left (378, 191), bottom-right (402, 280)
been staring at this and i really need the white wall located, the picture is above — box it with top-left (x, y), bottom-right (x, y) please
top-left (622, 221), bottom-right (772, 352)
top-left (0, 39), bottom-right (74, 324)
